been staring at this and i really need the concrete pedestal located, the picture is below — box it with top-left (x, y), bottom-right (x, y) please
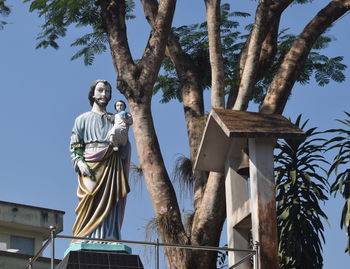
top-left (57, 245), bottom-right (143, 269)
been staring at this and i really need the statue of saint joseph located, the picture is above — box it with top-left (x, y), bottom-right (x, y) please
top-left (70, 79), bottom-right (130, 241)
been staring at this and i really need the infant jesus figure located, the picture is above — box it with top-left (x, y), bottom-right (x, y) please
top-left (108, 100), bottom-right (133, 151)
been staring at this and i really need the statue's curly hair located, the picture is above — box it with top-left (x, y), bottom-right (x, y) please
top-left (88, 79), bottom-right (112, 106)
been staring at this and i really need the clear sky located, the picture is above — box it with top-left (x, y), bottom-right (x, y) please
top-left (0, 1), bottom-right (349, 268)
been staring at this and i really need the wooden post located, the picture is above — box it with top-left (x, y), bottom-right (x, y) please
top-left (248, 138), bottom-right (278, 269)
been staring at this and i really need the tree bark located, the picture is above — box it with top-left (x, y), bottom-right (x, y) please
top-left (233, 0), bottom-right (271, 111)
top-left (128, 101), bottom-right (190, 268)
top-left (190, 172), bottom-right (226, 268)
top-left (205, 0), bottom-right (225, 108)
top-left (260, 0), bottom-right (350, 114)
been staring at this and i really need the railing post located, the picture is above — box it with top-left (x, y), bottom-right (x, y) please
top-left (50, 226), bottom-right (56, 269)
top-left (253, 241), bottom-right (260, 269)
top-left (28, 257), bottom-right (32, 269)
top-left (155, 238), bottom-right (159, 269)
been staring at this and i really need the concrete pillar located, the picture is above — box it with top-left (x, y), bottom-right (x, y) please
top-left (248, 138), bottom-right (278, 269)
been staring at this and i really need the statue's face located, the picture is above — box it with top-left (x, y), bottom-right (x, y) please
top-left (93, 82), bottom-right (111, 107)
top-left (115, 101), bottom-right (126, 113)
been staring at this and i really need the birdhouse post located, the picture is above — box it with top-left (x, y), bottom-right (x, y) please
top-left (194, 109), bottom-right (305, 269)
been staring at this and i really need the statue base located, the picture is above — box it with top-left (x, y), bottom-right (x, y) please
top-left (57, 243), bottom-right (142, 269)
top-left (64, 242), bottom-right (132, 256)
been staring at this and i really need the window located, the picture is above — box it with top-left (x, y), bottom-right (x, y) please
top-left (10, 235), bottom-right (35, 255)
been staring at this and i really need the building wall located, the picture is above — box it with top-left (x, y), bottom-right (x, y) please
top-left (0, 226), bottom-right (44, 255)
top-left (0, 251), bottom-right (60, 269)
top-left (0, 201), bottom-right (64, 268)
top-left (0, 201), bottom-right (64, 236)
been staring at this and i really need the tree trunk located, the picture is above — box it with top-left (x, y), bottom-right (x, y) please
top-left (141, 2), bottom-right (227, 268)
top-left (99, 1), bottom-right (198, 268)
top-left (260, 0), bottom-right (350, 114)
top-left (190, 172), bottom-right (226, 268)
top-left (128, 100), bottom-right (191, 269)
top-left (165, 35), bottom-right (208, 214)
top-left (205, 0), bottom-right (225, 108)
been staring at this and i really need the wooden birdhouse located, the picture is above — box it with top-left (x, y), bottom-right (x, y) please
top-left (194, 109), bottom-right (305, 269)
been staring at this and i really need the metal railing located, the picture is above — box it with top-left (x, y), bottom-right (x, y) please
top-left (25, 226), bottom-right (259, 269)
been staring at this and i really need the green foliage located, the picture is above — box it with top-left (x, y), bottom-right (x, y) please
top-left (153, 65), bottom-right (182, 103)
top-left (0, 0), bottom-right (10, 30)
top-left (155, 3), bottom-right (347, 104)
top-left (325, 112), bottom-right (350, 253)
top-left (275, 115), bottom-right (329, 269)
top-left (24, 0), bottom-right (135, 65)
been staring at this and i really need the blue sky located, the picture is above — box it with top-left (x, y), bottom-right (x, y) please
top-left (0, 1), bottom-right (349, 268)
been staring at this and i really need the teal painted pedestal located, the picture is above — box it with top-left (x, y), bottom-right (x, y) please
top-left (64, 242), bottom-right (132, 256)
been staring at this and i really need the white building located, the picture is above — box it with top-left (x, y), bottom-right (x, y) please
top-left (0, 200), bottom-right (64, 268)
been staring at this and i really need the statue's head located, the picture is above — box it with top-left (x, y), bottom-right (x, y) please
top-left (115, 100), bottom-right (126, 113)
top-left (88, 79), bottom-right (112, 107)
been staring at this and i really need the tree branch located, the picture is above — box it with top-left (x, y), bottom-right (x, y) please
top-left (260, 0), bottom-right (350, 114)
top-left (233, 0), bottom-right (271, 111)
top-left (139, 0), bottom-right (177, 94)
top-left (227, 0), bottom-right (293, 109)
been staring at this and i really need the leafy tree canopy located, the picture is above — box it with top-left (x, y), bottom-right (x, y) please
top-left (154, 3), bottom-right (347, 105)
top-left (0, 0), bottom-right (10, 30)
top-left (24, 0), bottom-right (135, 65)
top-left (24, 1), bottom-right (346, 93)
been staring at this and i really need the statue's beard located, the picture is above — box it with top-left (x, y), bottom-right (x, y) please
top-left (94, 97), bottom-right (108, 107)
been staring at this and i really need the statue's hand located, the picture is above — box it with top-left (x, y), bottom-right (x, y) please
top-left (77, 160), bottom-right (93, 177)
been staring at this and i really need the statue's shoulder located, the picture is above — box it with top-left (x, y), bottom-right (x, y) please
top-left (76, 111), bottom-right (92, 120)
top-left (74, 111), bottom-right (93, 125)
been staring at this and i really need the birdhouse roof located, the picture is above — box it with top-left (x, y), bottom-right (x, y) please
top-left (194, 109), bottom-right (305, 172)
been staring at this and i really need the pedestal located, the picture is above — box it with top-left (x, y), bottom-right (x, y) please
top-left (57, 243), bottom-right (143, 269)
